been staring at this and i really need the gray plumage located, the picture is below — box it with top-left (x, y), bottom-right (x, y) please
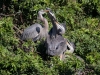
top-left (45, 8), bottom-right (75, 60)
top-left (45, 35), bottom-right (67, 56)
top-left (21, 23), bottom-right (46, 41)
top-left (44, 8), bottom-right (67, 60)
top-left (46, 8), bottom-right (75, 53)
top-left (21, 9), bottom-right (48, 42)
top-left (46, 8), bottom-right (66, 35)
top-left (55, 21), bottom-right (66, 35)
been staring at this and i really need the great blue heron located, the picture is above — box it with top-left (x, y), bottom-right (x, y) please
top-left (46, 8), bottom-right (75, 50)
top-left (21, 9), bottom-right (49, 42)
top-left (45, 34), bottom-right (67, 60)
top-left (42, 8), bottom-right (66, 60)
top-left (46, 8), bottom-right (66, 35)
top-left (45, 36), bottom-right (75, 60)
top-left (45, 8), bottom-right (75, 60)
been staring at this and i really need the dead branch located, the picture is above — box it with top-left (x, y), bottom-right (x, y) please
top-left (13, 25), bottom-right (23, 34)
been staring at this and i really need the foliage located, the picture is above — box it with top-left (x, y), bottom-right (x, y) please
top-left (0, 0), bottom-right (100, 75)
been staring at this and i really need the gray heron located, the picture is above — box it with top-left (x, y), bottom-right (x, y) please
top-left (45, 34), bottom-right (67, 60)
top-left (46, 8), bottom-right (66, 36)
top-left (45, 8), bottom-right (75, 60)
top-left (42, 8), bottom-right (66, 60)
top-left (21, 9), bottom-right (49, 42)
top-left (46, 8), bottom-right (75, 51)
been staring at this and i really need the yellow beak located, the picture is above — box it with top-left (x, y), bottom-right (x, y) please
top-left (55, 21), bottom-right (59, 26)
top-left (44, 10), bottom-right (50, 12)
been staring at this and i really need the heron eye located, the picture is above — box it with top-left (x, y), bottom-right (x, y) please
top-left (56, 46), bottom-right (59, 50)
top-left (56, 42), bottom-right (62, 50)
top-left (56, 44), bottom-right (60, 50)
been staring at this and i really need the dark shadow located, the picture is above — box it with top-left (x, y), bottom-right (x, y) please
top-left (36, 41), bottom-right (51, 61)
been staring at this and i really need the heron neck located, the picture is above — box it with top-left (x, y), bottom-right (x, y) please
top-left (38, 13), bottom-right (49, 31)
top-left (49, 15), bottom-right (58, 35)
top-left (42, 18), bottom-right (49, 31)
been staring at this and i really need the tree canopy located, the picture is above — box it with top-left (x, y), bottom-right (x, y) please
top-left (0, 0), bottom-right (100, 75)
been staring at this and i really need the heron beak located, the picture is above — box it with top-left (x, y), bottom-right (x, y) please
top-left (45, 8), bottom-right (53, 13)
top-left (55, 21), bottom-right (59, 26)
top-left (66, 41), bottom-right (70, 45)
top-left (46, 8), bottom-right (51, 11)
top-left (44, 10), bottom-right (49, 12)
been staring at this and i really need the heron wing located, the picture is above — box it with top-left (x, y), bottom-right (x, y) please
top-left (57, 23), bottom-right (66, 35)
top-left (66, 39), bottom-right (75, 53)
top-left (21, 23), bottom-right (43, 40)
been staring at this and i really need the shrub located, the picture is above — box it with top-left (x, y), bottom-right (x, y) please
top-left (0, 0), bottom-right (100, 74)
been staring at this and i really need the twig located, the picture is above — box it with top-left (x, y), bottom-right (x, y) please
top-left (0, 13), bottom-right (15, 17)
top-left (13, 25), bottom-right (24, 43)
top-left (13, 25), bottom-right (23, 34)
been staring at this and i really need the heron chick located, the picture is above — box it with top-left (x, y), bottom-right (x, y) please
top-left (46, 8), bottom-right (66, 36)
top-left (21, 9), bottom-right (49, 42)
top-left (45, 8), bottom-right (75, 60)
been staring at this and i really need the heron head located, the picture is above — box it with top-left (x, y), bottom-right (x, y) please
top-left (39, 8), bottom-right (52, 14)
top-left (38, 9), bottom-right (47, 15)
top-left (37, 9), bottom-right (49, 21)
top-left (45, 8), bottom-right (56, 20)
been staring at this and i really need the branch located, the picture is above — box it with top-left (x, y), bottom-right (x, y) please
top-left (13, 25), bottom-right (23, 34)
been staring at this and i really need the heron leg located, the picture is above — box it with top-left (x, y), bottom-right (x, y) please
top-left (59, 53), bottom-right (65, 61)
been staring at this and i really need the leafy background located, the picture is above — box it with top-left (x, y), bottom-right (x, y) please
top-left (0, 0), bottom-right (100, 75)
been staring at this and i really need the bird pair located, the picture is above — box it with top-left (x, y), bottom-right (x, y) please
top-left (21, 8), bottom-right (75, 60)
